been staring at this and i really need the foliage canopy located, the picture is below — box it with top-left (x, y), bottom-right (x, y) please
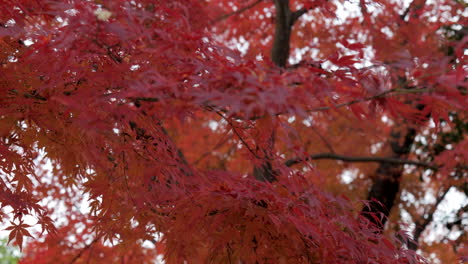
top-left (0, 0), bottom-right (466, 263)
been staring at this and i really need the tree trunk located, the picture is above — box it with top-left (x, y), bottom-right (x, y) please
top-left (361, 126), bottom-right (417, 229)
top-left (254, 0), bottom-right (308, 182)
top-left (271, 0), bottom-right (293, 67)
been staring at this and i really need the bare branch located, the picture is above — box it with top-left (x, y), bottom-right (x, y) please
top-left (285, 152), bottom-right (439, 170)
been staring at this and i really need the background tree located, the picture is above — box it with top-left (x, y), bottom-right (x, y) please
top-left (0, 0), bottom-right (466, 263)
top-left (0, 239), bottom-right (20, 264)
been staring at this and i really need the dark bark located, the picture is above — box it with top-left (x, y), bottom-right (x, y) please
top-left (360, 20), bottom-right (464, 233)
top-left (361, 124), bottom-right (418, 230)
top-left (357, 1), bottom-right (428, 231)
top-left (253, 161), bottom-right (277, 182)
top-left (270, 0), bottom-right (307, 67)
top-left (254, 0), bottom-right (292, 182)
top-left (271, 0), bottom-right (292, 67)
top-left (254, 0), bottom-right (309, 182)
top-left (253, 128), bottom-right (278, 182)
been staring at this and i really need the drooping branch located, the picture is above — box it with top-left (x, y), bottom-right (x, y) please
top-left (284, 152), bottom-right (439, 170)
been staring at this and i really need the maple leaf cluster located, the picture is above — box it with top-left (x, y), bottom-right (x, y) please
top-left (0, 0), bottom-right (466, 263)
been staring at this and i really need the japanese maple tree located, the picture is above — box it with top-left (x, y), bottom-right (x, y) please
top-left (0, 0), bottom-right (466, 263)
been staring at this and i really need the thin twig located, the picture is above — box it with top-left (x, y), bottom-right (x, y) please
top-left (310, 126), bottom-right (335, 153)
top-left (193, 131), bottom-right (232, 165)
top-left (409, 186), bottom-right (451, 250)
top-left (69, 236), bottom-right (100, 264)
top-left (214, 110), bottom-right (262, 159)
top-left (307, 88), bottom-right (430, 113)
top-left (214, 0), bottom-right (263, 23)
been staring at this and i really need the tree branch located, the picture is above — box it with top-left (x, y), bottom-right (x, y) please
top-left (306, 88), bottom-right (430, 113)
top-left (69, 236), bottom-right (100, 264)
top-left (193, 132), bottom-right (232, 165)
top-left (142, 87), bottom-right (430, 123)
top-left (399, 3), bottom-right (412, 21)
top-left (310, 126), bottom-right (335, 153)
top-left (290, 8), bottom-right (309, 25)
top-left (408, 186), bottom-right (451, 250)
top-left (214, 110), bottom-right (263, 160)
top-left (284, 152), bottom-right (439, 170)
top-left (214, 0), bottom-right (263, 23)
top-left (232, 87), bottom-right (432, 121)
top-left (399, 0), bottom-right (426, 22)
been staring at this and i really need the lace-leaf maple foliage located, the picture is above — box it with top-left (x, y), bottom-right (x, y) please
top-left (0, 0), bottom-right (466, 263)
